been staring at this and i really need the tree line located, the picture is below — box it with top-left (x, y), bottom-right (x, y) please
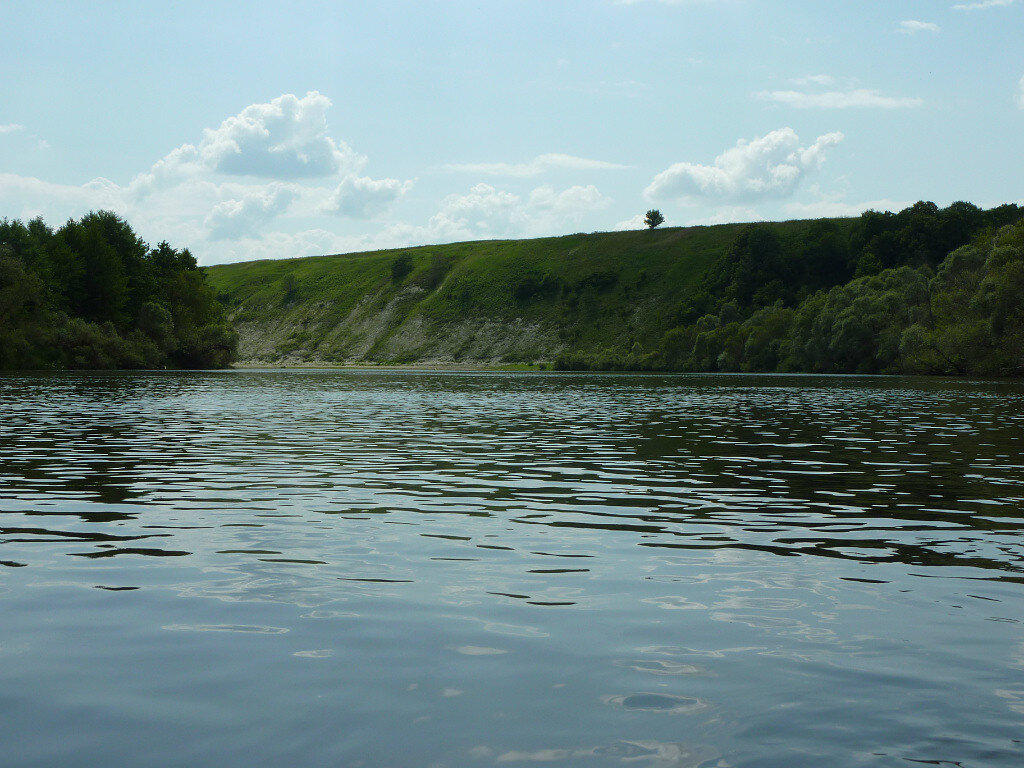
top-left (558, 201), bottom-right (1024, 376)
top-left (0, 211), bottom-right (236, 369)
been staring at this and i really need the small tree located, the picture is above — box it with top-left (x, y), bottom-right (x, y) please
top-left (644, 209), bottom-right (664, 229)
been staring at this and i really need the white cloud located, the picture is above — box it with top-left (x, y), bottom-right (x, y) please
top-left (127, 145), bottom-right (202, 199)
top-left (0, 171), bottom-right (293, 252)
top-left (953, 0), bottom-right (1015, 10)
top-left (1017, 75), bottom-right (1024, 109)
top-left (644, 128), bottom-right (843, 203)
top-left (444, 153), bottom-right (629, 177)
top-left (0, 91), bottom-right (418, 263)
top-left (101, 92), bottom-right (410, 252)
top-left (759, 89), bottom-right (923, 109)
top-left (194, 91), bottom-right (362, 179)
top-left (239, 184), bottom-right (610, 260)
top-left (899, 20), bottom-right (940, 33)
top-left (429, 183), bottom-right (523, 238)
top-left (0, 92), bottom-right (615, 264)
top-left (204, 184), bottom-right (297, 240)
top-left (131, 91), bottom-right (366, 192)
top-left (321, 175), bottom-right (414, 218)
top-left (0, 172), bottom-right (609, 264)
top-left (0, 123), bottom-right (25, 135)
top-left (0, 173), bottom-right (122, 222)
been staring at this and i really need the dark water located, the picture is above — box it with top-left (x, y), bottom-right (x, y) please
top-left (1, 371), bottom-right (1023, 768)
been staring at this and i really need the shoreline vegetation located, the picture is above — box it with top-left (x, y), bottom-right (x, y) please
top-left (4, 201), bottom-right (1023, 376)
top-left (0, 213), bottom-right (236, 369)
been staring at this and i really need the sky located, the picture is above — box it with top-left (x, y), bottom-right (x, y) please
top-left (1, 0), bottom-right (1022, 265)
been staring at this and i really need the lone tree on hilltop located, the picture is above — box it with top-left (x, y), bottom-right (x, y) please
top-left (644, 209), bottom-right (664, 229)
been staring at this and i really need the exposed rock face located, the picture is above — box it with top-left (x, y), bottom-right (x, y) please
top-left (208, 226), bottom-right (725, 368)
top-left (230, 285), bottom-right (564, 365)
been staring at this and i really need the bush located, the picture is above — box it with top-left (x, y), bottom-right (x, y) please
top-left (391, 253), bottom-right (413, 283)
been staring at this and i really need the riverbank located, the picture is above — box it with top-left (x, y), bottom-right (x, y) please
top-left (229, 359), bottom-right (549, 371)
top-left (207, 202), bottom-right (1024, 377)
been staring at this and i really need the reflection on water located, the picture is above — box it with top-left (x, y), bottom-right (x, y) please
top-left (1, 370), bottom-right (1023, 767)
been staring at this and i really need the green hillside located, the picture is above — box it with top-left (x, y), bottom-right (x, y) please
top-left (207, 201), bottom-right (1024, 376)
top-left (206, 219), bottom-right (843, 365)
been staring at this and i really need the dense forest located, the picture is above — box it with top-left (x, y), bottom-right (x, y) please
top-left (0, 212), bottom-right (236, 369)
top-left (558, 201), bottom-right (1024, 376)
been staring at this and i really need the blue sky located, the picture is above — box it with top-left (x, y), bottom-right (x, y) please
top-left (1, 0), bottom-right (1021, 264)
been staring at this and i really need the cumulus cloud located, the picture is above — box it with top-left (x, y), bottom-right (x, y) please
top-left (123, 91), bottom-right (411, 226)
top-left (0, 123), bottom-right (25, 135)
top-left (0, 91), bottom-right (419, 263)
top-left (953, 0), bottom-right (1015, 9)
top-left (644, 128), bottom-right (843, 203)
top-left (429, 183), bottom-right (523, 237)
top-left (195, 91), bottom-right (362, 179)
top-left (320, 175), bottom-right (414, 217)
top-left (131, 91), bottom-right (367, 195)
top-left (899, 20), bottom-right (940, 33)
top-left (444, 153), bottom-right (629, 177)
top-left (204, 184), bottom-right (297, 240)
top-left (105, 92), bottom-right (410, 250)
top-left (758, 89), bottom-right (923, 109)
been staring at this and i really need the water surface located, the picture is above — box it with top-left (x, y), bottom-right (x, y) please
top-left (1, 371), bottom-right (1023, 767)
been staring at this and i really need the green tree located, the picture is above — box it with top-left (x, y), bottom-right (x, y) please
top-left (0, 211), bottom-right (236, 370)
top-left (644, 209), bottom-right (664, 229)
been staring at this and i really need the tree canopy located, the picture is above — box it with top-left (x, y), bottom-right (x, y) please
top-left (644, 209), bottom-right (664, 229)
top-left (557, 201), bottom-right (1024, 376)
top-left (0, 212), bottom-right (236, 369)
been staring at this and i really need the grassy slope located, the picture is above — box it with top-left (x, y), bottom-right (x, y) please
top-left (207, 219), bottom-right (846, 364)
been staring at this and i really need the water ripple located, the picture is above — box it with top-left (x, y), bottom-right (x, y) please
top-left (1, 371), bottom-right (1023, 767)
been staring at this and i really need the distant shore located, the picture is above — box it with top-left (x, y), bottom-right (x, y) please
top-left (229, 360), bottom-right (550, 372)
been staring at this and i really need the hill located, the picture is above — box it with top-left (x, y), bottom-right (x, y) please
top-left (206, 218), bottom-right (844, 366)
top-left (208, 200), bottom-right (1024, 376)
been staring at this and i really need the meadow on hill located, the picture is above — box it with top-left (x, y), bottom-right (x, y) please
top-left (207, 201), bottom-right (1024, 376)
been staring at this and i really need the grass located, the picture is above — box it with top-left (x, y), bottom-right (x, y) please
top-left (206, 219), bottom-right (850, 364)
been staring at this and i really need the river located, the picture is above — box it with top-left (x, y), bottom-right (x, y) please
top-left (1, 371), bottom-right (1022, 767)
